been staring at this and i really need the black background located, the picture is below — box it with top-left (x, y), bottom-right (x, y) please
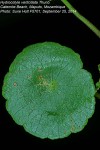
top-left (0, 0), bottom-right (100, 149)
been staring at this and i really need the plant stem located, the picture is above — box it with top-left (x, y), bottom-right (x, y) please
top-left (61, 0), bottom-right (100, 38)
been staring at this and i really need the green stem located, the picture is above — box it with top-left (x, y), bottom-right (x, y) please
top-left (61, 0), bottom-right (100, 38)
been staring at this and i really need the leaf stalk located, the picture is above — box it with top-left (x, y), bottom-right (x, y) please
top-left (61, 0), bottom-right (100, 38)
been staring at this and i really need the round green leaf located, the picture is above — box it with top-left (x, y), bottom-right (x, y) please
top-left (2, 42), bottom-right (95, 139)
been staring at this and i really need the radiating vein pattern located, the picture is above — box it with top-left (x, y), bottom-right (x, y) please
top-left (2, 42), bottom-right (95, 139)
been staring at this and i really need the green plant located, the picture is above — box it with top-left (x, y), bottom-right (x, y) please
top-left (61, 0), bottom-right (100, 38)
top-left (2, 42), bottom-right (100, 139)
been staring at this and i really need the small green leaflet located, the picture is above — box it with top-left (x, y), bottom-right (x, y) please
top-left (2, 42), bottom-right (96, 139)
top-left (96, 65), bottom-right (100, 90)
top-left (95, 64), bottom-right (100, 99)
